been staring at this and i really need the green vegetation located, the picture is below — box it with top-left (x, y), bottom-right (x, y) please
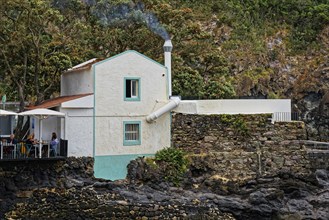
top-left (1, 0), bottom-right (328, 106)
top-left (150, 147), bottom-right (189, 185)
top-left (219, 114), bottom-right (250, 137)
top-left (183, 0), bottom-right (329, 52)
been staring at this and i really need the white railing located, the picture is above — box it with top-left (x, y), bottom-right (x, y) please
top-left (272, 112), bottom-right (291, 122)
top-left (272, 112), bottom-right (299, 122)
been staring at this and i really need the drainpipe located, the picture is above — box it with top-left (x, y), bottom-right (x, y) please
top-left (164, 40), bottom-right (173, 97)
top-left (146, 96), bottom-right (180, 123)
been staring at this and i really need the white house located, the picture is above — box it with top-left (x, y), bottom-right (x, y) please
top-left (28, 40), bottom-right (292, 180)
top-left (28, 42), bottom-right (178, 180)
top-left (93, 50), bottom-right (179, 180)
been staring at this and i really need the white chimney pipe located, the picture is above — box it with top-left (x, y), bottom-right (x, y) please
top-left (163, 40), bottom-right (173, 97)
top-left (146, 41), bottom-right (180, 123)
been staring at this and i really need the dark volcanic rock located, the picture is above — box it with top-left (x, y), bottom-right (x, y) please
top-left (1, 157), bottom-right (328, 220)
top-left (315, 169), bottom-right (329, 187)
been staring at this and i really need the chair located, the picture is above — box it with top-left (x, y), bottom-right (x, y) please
top-left (10, 144), bottom-right (18, 159)
top-left (49, 148), bottom-right (55, 157)
top-left (15, 143), bottom-right (21, 158)
top-left (25, 144), bottom-right (36, 158)
top-left (16, 142), bottom-right (27, 159)
top-left (19, 142), bottom-right (28, 158)
top-left (49, 143), bottom-right (57, 157)
top-left (2, 144), bottom-right (12, 159)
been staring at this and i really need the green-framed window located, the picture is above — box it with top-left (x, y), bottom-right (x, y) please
top-left (124, 77), bottom-right (140, 101)
top-left (123, 121), bottom-right (141, 146)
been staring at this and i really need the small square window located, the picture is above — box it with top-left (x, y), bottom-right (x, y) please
top-left (124, 77), bottom-right (140, 101)
top-left (123, 121), bottom-right (141, 146)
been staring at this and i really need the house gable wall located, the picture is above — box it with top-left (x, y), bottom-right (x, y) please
top-left (93, 51), bottom-right (170, 179)
top-left (61, 69), bottom-right (93, 96)
top-left (94, 51), bottom-right (168, 116)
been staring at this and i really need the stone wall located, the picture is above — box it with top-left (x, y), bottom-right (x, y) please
top-left (172, 113), bottom-right (311, 181)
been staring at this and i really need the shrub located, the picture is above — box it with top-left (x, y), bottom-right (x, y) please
top-left (154, 147), bottom-right (189, 185)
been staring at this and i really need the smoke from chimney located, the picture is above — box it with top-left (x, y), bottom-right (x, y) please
top-left (81, 0), bottom-right (96, 6)
top-left (83, 1), bottom-right (170, 40)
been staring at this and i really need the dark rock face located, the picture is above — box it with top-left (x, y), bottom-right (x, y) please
top-left (0, 158), bottom-right (94, 218)
top-left (1, 157), bottom-right (328, 219)
top-left (128, 156), bottom-right (329, 220)
top-left (0, 158), bottom-right (234, 219)
top-left (295, 84), bottom-right (329, 142)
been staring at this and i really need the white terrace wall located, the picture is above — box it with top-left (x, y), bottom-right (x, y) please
top-left (61, 108), bottom-right (93, 157)
top-left (61, 69), bottom-right (93, 96)
top-left (174, 99), bottom-right (291, 121)
top-left (60, 95), bottom-right (94, 157)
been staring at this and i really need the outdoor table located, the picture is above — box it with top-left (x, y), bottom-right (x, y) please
top-left (10, 144), bottom-right (16, 158)
top-left (32, 141), bottom-right (46, 158)
top-left (36, 142), bottom-right (50, 158)
top-left (45, 143), bottom-right (50, 158)
top-left (41, 142), bottom-right (50, 158)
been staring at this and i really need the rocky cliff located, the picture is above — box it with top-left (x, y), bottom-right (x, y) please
top-left (0, 158), bottom-right (233, 219)
top-left (1, 114), bottom-right (329, 219)
top-left (128, 113), bottom-right (329, 219)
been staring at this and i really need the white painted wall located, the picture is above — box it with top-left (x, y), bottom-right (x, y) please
top-left (61, 69), bottom-right (93, 96)
top-left (94, 51), bottom-right (170, 156)
top-left (95, 52), bottom-right (168, 116)
top-left (61, 95), bottom-right (93, 108)
top-left (60, 108), bottom-right (93, 157)
top-left (174, 99), bottom-right (291, 115)
top-left (95, 115), bottom-right (170, 156)
top-left (60, 95), bottom-right (94, 156)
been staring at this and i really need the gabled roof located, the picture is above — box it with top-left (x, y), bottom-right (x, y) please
top-left (93, 50), bottom-right (166, 69)
top-left (26, 93), bottom-right (93, 110)
top-left (66, 50), bottom-right (166, 74)
top-left (65, 58), bottom-right (103, 73)
top-left (63, 50), bottom-right (166, 75)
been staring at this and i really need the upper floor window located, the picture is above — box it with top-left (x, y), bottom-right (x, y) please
top-left (124, 77), bottom-right (140, 101)
top-left (123, 121), bottom-right (141, 146)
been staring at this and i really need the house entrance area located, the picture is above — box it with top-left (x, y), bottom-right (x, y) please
top-left (0, 108), bottom-right (68, 161)
top-left (0, 138), bottom-right (68, 161)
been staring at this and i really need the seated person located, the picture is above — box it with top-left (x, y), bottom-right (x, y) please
top-left (50, 132), bottom-right (59, 156)
top-left (7, 134), bottom-right (18, 145)
top-left (1, 138), bottom-right (6, 145)
top-left (3, 134), bottom-right (18, 157)
top-left (25, 133), bottom-right (38, 157)
top-left (2, 139), bottom-right (10, 157)
top-left (25, 133), bottom-right (38, 145)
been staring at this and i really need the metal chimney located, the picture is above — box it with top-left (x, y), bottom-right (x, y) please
top-left (163, 40), bottom-right (173, 97)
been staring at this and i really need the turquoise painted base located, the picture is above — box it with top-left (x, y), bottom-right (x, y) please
top-left (94, 154), bottom-right (154, 180)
